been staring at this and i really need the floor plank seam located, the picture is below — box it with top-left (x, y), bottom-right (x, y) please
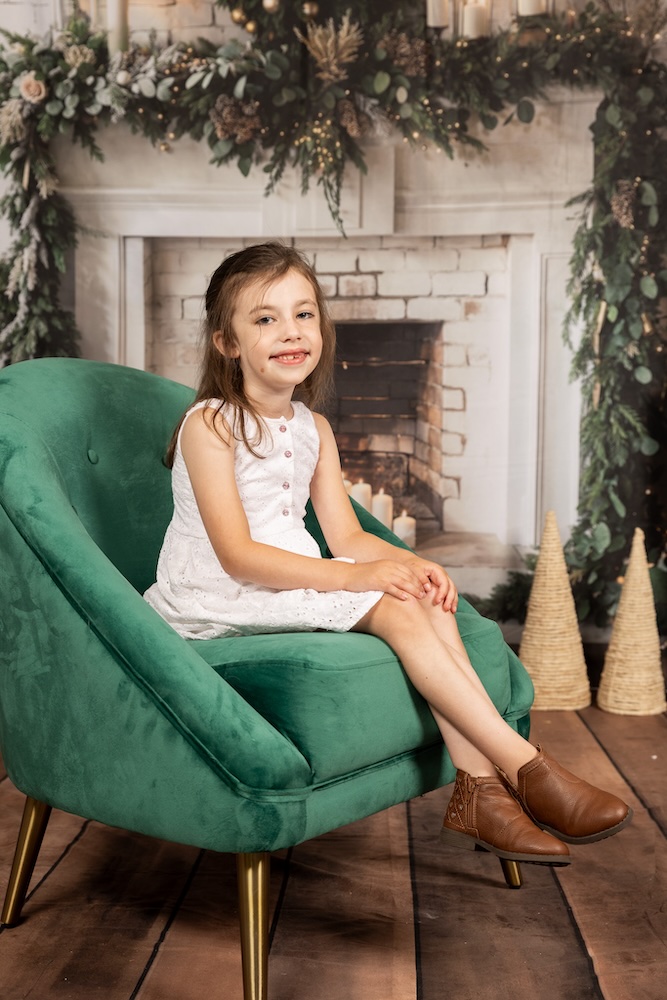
top-left (405, 800), bottom-right (423, 1000)
top-left (268, 846), bottom-right (293, 952)
top-left (550, 867), bottom-right (606, 999)
top-left (576, 710), bottom-right (667, 839)
top-left (128, 847), bottom-right (206, 1000)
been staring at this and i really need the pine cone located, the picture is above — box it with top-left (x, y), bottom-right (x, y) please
top-left (380, 31), bottom-right (429, 78)
top-left (210, 94), bottom-right (262, 145)
top-left (337, 98), bottom-right (369, 139)
top-left (611, 179), bottom-right (636, 229)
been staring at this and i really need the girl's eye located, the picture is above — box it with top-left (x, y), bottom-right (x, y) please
top-left (257, 315), bottom-right (274, 325)
top-left (297, 310), bottom-right (314, 320)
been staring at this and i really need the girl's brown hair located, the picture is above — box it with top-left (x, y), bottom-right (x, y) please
top-left (166, 241), bottom-right (336, 466)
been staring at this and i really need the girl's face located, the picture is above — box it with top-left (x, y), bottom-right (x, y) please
top-left (215, 268), bottom-right (323, 411)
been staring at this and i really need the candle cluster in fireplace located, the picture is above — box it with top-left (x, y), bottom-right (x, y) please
top-left (343, 477), bottom-right (417, 549)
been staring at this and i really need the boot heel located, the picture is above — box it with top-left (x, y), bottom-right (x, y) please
top-left (440, 826), bottom-right (480, 852)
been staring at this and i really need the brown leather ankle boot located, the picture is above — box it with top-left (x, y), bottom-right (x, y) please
top-left (510, 746), bottom-right (633, 844)
top-left (440, 769), bottom-right (571, 865)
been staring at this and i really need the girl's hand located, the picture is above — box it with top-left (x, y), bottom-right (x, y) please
top-left (344, 559), bottom-right (432, 602)
top-left (404, 557), bottom-right (459, 613)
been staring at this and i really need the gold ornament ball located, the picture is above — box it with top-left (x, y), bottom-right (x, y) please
top-left (231, 7), bottom-right (247, 24)
top-left (245, 19), bottom-right (258, 33)
top-left (301, 1), bottom-right (319, 18)
top-left (262, 0), bottom-right (281, 12)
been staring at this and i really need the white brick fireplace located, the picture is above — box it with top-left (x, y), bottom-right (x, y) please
top-left (47, 87), bottom-right (595, 550)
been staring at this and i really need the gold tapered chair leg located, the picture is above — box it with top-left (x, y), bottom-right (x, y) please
top-left (1, 796), bottom-right (52, 927)
top-left (499, 858), bottom-right (522, 889)
top-left (236, 852), bottom-right (270, 1000)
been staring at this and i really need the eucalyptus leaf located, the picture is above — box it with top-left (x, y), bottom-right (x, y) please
top-left (212, 138), bottom-right (234, 157)
top-left (637, 86), bottom-right (654, 105)
top-left (84, 102), bottom-right (102, 115)
top-left (185, 71), bottom-right (206, 90)
top-left (233, 75), bottom-right (247, 99)
top-left (634, 365), bottom-right (652, 384)
top-left (264, 62), bottom-right (282, 80)
top-left (399, 102), bottom-right (413, 119)
top-left (44, 99), bottom-right (63, 115)
top-left (137, 76), bottom-right (157, 99)
top-left (605, 103), bottom-right (622, 128)
top-left (640, 436), bottom-right (659, 456)
top-left (648, 205), bottom-right (659, 227)
top-left (268, 50), bottom-right (290, 71)
top-left (608, 489), bottom-right (626, 518)
top-left (156, 78), bottom-right (173, 101)
top-left (517, 99), bottom-right (534, 124)
top-left (55, 79), bottom-right (74, 99)
top-left (640, 274), bottom-right (658, 299)
top-left (640, 181), bottom-right (657, 206)
top-left (238, 156), bottom-right (252, 177)
top-left (591, 521), bottom-right (611, 554)
top-left (373, 71), bottom-right (391, 95)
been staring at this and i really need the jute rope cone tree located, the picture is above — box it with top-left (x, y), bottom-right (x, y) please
top-left (519, 510), bottom-right (591, 710)
top-left (597, 527), bottom-right (667, 715)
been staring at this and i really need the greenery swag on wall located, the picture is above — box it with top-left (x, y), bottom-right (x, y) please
top-left (0, 0), bottom-right (665, 624)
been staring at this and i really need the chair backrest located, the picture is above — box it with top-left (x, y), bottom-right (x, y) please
top-left (0, 359), bottom-right (194, 594)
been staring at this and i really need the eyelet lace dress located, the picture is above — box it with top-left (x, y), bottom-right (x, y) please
top-left (144, 400), bottom-right (383, 639)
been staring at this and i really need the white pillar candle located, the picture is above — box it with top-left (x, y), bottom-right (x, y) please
top-left (371, 488), bottom-right (394, 530)
top-left (392, 509), bottom-right (417, 549)
top-left (89, 0), bottom-right (100, 29)
top-left (426, 0), bottom-right (450, 28)
top-left (107, 0), bottom-right (129, 55)
top-left (518, 0), bottom-right (546, 14)
top-left (349, 479), bottom-right (372, 512)
top-left (462, 2), bottom-right (489, 38)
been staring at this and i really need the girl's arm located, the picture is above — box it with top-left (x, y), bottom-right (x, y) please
top-left (180, 407), bottom-right (428, 601)
top-left (310, 413), bottom-right (458, 611)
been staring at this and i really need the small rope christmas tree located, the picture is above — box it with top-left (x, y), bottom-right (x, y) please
top-left (597, 527), bottom-right (667, 715)
top-left (519, 510), bottom-right (591, 710)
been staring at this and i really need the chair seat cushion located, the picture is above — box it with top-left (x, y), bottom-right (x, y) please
top-left (192, 607), bottom-right (532, 784)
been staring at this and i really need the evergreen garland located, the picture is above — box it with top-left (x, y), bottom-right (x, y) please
top-left (0, 1), bottom-right (665, 622)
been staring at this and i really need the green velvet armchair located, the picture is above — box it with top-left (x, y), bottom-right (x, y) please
top-left (0, 358), bottom-right (534, 999)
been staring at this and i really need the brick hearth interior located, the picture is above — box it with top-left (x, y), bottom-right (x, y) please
top-left (148, 234), bottom-right (506, 538)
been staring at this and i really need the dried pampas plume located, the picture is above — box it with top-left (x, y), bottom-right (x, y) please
top-left (295, 11), bottom-right (363, 83)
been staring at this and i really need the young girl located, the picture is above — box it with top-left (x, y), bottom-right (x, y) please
top-left (145, 241), bottom-right (632, 866)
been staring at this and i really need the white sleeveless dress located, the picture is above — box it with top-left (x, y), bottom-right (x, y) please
top-left (144, 400), bottom-right (383, 639)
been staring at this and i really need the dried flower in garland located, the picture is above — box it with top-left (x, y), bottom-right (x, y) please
top-left (294, 12), bottom-right (363, 83)
top-left (210, 94), bottom-right (262, 144)
top-left (0, 98), bottom-right (27, 144)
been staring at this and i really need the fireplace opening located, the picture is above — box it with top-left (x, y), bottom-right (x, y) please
top-left (327, 322), bottom-right (445, 538)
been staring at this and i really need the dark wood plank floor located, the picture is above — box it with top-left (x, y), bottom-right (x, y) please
top-left (1, 706), bottom-right (665, 1000)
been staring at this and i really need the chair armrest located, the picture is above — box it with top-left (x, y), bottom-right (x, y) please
top-left (0, 415), bottom-right (312, 796)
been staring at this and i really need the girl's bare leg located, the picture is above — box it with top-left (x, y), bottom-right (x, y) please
top-left (354, 594), bottom-right (536, 784)
top-left (354, 594), bottom-right (631, 850)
